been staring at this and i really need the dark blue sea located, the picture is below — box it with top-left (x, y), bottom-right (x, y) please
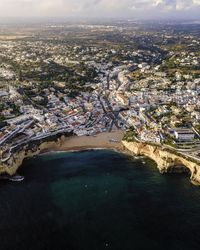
top-left (0, 150), bottom-right (200, 250)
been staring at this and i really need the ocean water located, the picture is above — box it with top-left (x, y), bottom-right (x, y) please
top-left (0, 150), bottom-right (200, 250)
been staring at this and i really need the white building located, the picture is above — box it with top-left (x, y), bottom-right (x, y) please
top-left (174, 129), bottom-right (195, 142)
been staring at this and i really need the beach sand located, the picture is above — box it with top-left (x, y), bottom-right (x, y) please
top-left (44, 130), bottom-right (125, 153)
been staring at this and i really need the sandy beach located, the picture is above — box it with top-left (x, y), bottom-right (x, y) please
top-left (0, 130), bottom-right (128, 177)
top-left (42, 130), bottom-right (125, 153)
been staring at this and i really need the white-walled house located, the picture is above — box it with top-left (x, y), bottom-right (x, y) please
top-left (174, 129), bottom-right (195, 142)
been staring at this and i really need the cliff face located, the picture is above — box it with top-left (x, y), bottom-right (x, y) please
top-left (0, 137), bottom-right (64, 176)
top-left (122, 140), bottom-right (200, 186)
top-left (2, 135), bottom-right (200, 186)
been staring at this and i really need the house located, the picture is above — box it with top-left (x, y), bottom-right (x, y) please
top-left (174, 129), bottom-right (195, 142)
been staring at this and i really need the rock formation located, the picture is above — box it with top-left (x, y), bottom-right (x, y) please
top-left (1, 133), bottom-right (200, 186)
top-left (122, 140), bottom-right (200, 186)
top-left (0, 138), bottom-right (63, 176)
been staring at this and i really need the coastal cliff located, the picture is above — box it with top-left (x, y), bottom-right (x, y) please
top-left (0, 135), bottom-right (67, 176)
top-left (0, 131), bottom-right (123, 177)
top-left (2, 132), bottom-right (200, 186)
top-left (122, 140), bottom-right (200, 186)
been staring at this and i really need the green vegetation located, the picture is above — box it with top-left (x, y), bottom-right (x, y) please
top-left (123, 127), bottom-right (137, 142)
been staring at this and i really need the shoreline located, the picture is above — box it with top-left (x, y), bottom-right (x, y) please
top-left (40, 130), bottom-right (125, 154)
top-left (40, 148), bottom-right (118, 155)
top-left (3, 129), bottom-right (200, 186)
top-left (39, 147), bottom-right (134, 158)
top-left (39, 131), bottom-right (141, 159)
top-left (122, 140), bottom-right (200, 186)
top-left (0, 130), bottom-right (127, 176)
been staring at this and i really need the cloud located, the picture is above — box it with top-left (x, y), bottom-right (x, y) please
top-left (0, 0), bottom-right (199, 18)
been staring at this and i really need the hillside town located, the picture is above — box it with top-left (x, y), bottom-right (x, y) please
top-left (0, 21), bottom-right (200, 163)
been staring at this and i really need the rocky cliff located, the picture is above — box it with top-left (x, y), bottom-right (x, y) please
top-left (0, 135), bottom-right (66, 176)
top-left (122, 140), bottom-right (200, 186)
top-left (2, 134), bottom-right (200, 186)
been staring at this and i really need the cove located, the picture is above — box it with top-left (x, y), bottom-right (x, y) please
top-left (0, 150), bottom-right (200, 250)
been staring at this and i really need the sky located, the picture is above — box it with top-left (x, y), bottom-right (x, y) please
top-left (0, 0), bottom-right (200, 20)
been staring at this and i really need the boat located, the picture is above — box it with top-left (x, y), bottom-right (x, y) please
top-left (109, 139), bottom-right (119, 143)
top-left (134, 156), bottom-right (142, 160)
top-left (8, 175), bottom-right (24, 182)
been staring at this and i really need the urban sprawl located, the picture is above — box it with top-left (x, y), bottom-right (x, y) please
top-left (0, 20), bottom-right (200, 163)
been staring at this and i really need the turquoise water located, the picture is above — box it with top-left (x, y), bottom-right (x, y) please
top-left (0, 150), bottom-right (200, 250)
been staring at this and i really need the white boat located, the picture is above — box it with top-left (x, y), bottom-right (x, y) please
top-left (109, 139), bottom-right (119, 143)
top-left (9, 175), bottom-right (24, 182)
